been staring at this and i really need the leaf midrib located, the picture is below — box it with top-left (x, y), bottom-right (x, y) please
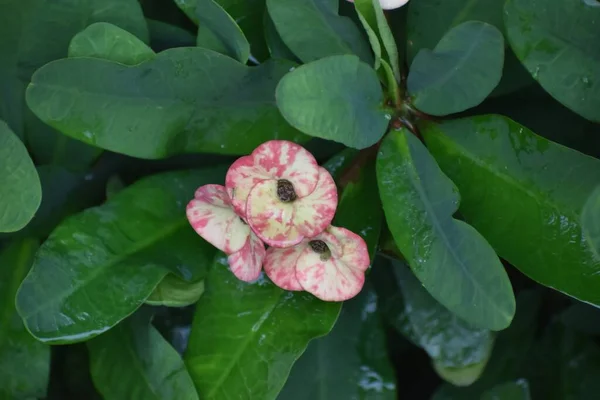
top-left (20, 218), bottom-right (186, 319)
top-left (402, 136), bottom-right (511, 322)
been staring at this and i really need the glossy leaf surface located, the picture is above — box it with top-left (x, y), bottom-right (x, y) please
top-left (26, 48), bottom-right (306, 159)
top-left (407, 21), bottom-right (504, 116)
top-left (423, 115), bottom-right (600, 307)
top-left (146, 276), bottom-right (205, 307)
top-left (377, 130), bottom-right (515, 330)
top-left (276, 55), bottom-right (389, 149)
top-left (582, 185), bottom-right (600, 260)
top-left (393, 262), bottom-right (494, 386)
top-left (16, 168), bottom-right (224, 344)
top-left (0, 239), bottom-right (50, 399)
top-left (267, 0), bottom-right (372, 64)
top-left (88, 312), bottom-right (198, 400)
top-left (505, 0), bottom-right (600, 122)
top-left (69, 22), bottom-right (155, 65)
top-left (0, 120), bottom-right (41, 232)
top-left (184, 256), bottom-right (341, 400)
top-left (194, 0), bottom-right (250, 63)
top-left (279, 281), bottom-right (396, 399)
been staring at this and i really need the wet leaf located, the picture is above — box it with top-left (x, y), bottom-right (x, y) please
top-left (377, 129), bottom-right (515, 330)
top-left (0, 120), bottom-right (41, 233)
top-left (279, 281), bottom-right (396, 399)
top-left (581, 185), bottom-right (600, 260)
top-left (276, 55), bottom-right (389, 149)
top-left (0, 239), bottom-right (50, 399)
top-left (16, 167), bottom-right (225, 344)
top-left (184, 255), bottom-right (341, 400)
top-left (146, 276), bottom-right (205, 308)
top-left (407, 21), bottom-right (504, 116)
top-left (266, 0), bottom-right (372, 64)
top-left (26, 48), bottom-right (306, 159)
top-left (88, 312), bottom-right (198, 400)
top-left (423, 115), bottom-right (600, 308)
top-left (504, 0), bottom-right (600, 122)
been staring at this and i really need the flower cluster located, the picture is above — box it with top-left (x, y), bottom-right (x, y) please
top-left (186, 140), bottom-right (370, 302)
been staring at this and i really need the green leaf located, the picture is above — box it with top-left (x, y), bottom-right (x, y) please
top-left (145, 276), bottom-right (205, 307)
top-left (69, 22), bottom-right (155, 65)
top-left (0, 239), bottom-right (50, 399)
top-left (266, 0), bottom-right (373, 64)
top-left (406, 0), bottom-right (533, 96)
top-left (481, 381), bottom-right (531, 400)
top-left (26, 48), bottom-right (307, 159)
top-left (334, 161), bottom-right (382, 261)
top-left (194, 0), bottom-right (250, 63)
top-left (278, 281), bottom-right (396, 399)
top-left (376, 129), bottom-right (515, 331)
top-left (184, 255), bottom-right (341, 400)
top-left (354, 0), bottom-right (400, 81)
top-left (504, 0), bottom-right (600, 122)
top-left (582, 185), bottom-right (600, 260)
top-left (432, 290), bottom-right (541, 399)
top-left (146, 19), bottom-right (196, 52)
top-left (16, 167), bottom-right (225, 344)
top-left (264, 11), bottom-right (298, 61)
top-left (276, 55), bottom-right (389, 149)
top-left (88, 312), bottom-right (198, 400)
top-left (0, 120), bottom-right (41, 233)
top-left (422, 115), bottom-right (600, 308)
top-left (322, 148), bottom-right (360, 179)
top-left (392, 262), bottom-right (494, 386)
top-left (407, 21), bottom-right (504, 116)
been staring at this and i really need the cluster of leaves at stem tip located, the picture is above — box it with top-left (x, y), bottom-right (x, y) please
top-left (0, 0), bottom-right (599, 398)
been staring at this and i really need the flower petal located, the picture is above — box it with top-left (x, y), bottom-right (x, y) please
top-left (293, 167), bottom-right (338, 238)
top-left (225, 155), bottom-right (270, 218)
top-left (295, 226), bottom-right (370, 301)
top-left (186, 184), bottom-right (250, 254)
top-left (263, 242), bottom-right (308, 291)
top-left (227, 231), bottom-right (266, 282)
top-left (246, 179), bottom-right (304, 247)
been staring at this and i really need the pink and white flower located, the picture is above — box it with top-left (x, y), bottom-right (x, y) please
top-left (263, 226), bottom-right (370, 301)
top-left (186, 184), bottom-right (265, 282)
top-left (347, 0), bottom-right (410, 10)
top-left (226, 140), bottom-right (338, 248)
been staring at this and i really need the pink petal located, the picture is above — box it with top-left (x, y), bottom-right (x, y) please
top-left (295, 226), bottom-right (370, 302)
top-left (225, 140), bottom-right (320, 217)
top-left (225, 155), bottom-right (270, 218)
top-left (246, 179), bottom-right (304, 248)
top-left (227, 231), bottom-right (266, 282)
top-left (263, 242), bottom-right (308, 291)
top-left (186, 184), bottom-right (250, 254)
top-left (293, 167), bottom-right (338, 238)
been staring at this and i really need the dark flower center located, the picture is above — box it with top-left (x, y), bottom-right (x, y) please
top-left (309, 240), bottom-right (331, 261)
top-left (277, 179), bottom-right (297, 202)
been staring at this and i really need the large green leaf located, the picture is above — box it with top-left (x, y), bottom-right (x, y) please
top-left (88, 312), bottom-right (198, 400)
top-left (16, 168), bottom-right (224, 344)
top-left (0, 239), bottom-right (50, 399)
top-left (406, 0), bottom-right (532, 96)
top-left (432, 290), bottom-right (541, 399)
top-left (392, 262), bottom-right (494, 386)
top-left (481, 381), bottom-right (531, 400)
top-left (407, 21), bottom-right (504, 116)
top-left (376, 129), bottom-right (515, 331)
top-left (278, 281), bottom-right (396, 399)
top-left (0, 0), bottom-right (147, 170)
top-left (276, 55), bottom-right (389, 149)
top-left (504, 0), bottom-right (600, 122)
top-left (423, 115), bottom-right (600, 307)
top-left (194, 0), bottom-right (250, 63)
top-left (146, 19), bottom-right (196, 52)
top-left (184, 256), bottom-right (341, 400)
top-left (266, 0), bottom-right (373, 64)
top-left (26, 48), bottom-right (306, 159)
top-left (69, 22), bottom-right (155, 65)
top-left (0, 120), bottom-right (41, 233)
top-left (582, 185), bottom-right (600, 260)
